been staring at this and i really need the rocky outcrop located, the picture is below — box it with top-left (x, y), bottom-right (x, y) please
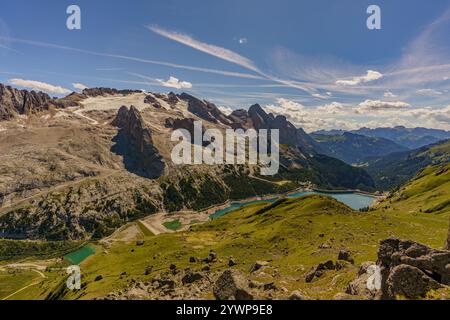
top-left (0, 83), bottom-right (52, 120)
top-left (338, 249), bottom-right (354, 264)
top-left (165, 117), bottom-right (208, 146)
top-left (0, 175), bottom-right (160, 240)
top-left (378, 238), bottom-right (449, 299)
top-left (144, 95), bottom-right (162, 108)
top-left (213, 270), bottom-right (253, 300)
top-left (82, 87), bottom-right (142, 97)
top-left (345, 261), bottom-right (378, 299)
top-left (305, 260), bottom-right (335, 282)
top-left (112, 106), bottom-right (164, 179)
top-left (227, 109), bottom-right (253, 129)
top-left (226, 104), bottom-right (319, 153)
top-left (247, 104), bottom-right (319, 153)
top-left (178, 93), bottom-right (231, 125)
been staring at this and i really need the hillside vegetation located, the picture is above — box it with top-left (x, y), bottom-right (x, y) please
top-left (365, 139), bottom-right (450, 190)
top-left (2, 162), bottom-right (448, 300)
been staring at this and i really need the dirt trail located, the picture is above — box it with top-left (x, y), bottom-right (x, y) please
top-left (1, 265), bottom-right (47, 300)
top-left (139, 215), bottom-right (170, 235)
top-left (73, 109), bottom-right (99, 125)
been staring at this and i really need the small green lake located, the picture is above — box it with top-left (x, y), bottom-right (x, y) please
top-left (210, 191), bottom-right (376, 220)
top-left (64, 245), bottom-right (96, 265)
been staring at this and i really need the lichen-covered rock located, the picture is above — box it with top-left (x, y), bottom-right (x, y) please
top-left (385, 264), bottom-right (442, 298)
top-left (378, 238), bottom-right (450, 299)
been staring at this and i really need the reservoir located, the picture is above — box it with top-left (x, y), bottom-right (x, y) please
top-left (210, 191), bottom-right (376, 220)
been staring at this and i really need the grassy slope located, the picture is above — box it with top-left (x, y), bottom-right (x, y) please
top-left (366, 139), bottom-right (450, 191)
top-left (3, 163), bottom-right (449, 300)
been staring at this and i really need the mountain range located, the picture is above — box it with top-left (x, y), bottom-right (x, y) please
top-left (0, 85), bottom-right (374, 240)
top-left (311, 132), bottom-right (409, 164)
top-left (0, 83), bottom-right (449, 301)
top-left (314, 126), bottom-right (450, 150)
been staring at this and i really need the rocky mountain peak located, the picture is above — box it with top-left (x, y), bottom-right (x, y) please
top-left (178, 92), bottom-right (231, 125)
top-left (111, 105), bottom-right (164, 179)
top-left (0, 83), bottom-right (52, 120)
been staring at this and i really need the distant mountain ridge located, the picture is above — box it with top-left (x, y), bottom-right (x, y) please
top-left (311, 132), bottom-right (408, 164)
top-left (314, 126), bottom-right (450, 150)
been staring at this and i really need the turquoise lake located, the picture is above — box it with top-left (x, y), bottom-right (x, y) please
top-left (209, 191), bottom-right (376, 220)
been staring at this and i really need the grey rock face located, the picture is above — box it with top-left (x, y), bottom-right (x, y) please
top-left (0, 83), bottom-right (51, 119)
top-left (178, 92), bottom-right (231, 125)
top-left (385, 264), bottom-right (442, 298)
top-left (213, 270), bottom-right (253, 300)
top-left (112, 105), bottom-right (165, 179)
top-left (378, 238), bottom-right (450, 299)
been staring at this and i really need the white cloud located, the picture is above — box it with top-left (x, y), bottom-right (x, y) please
top-left (258, 98), bottom-right (450, 132)
top-left (358, 99), bottom-right (410, 111)
top-left (157, 76), bottom-right (192, 89)
top-left (218, 105), bottom-right (233, 115)
top-left (9, 78), bottom-right (71, 95)
top-left (312, 92), bottom-right (331, 99)
top-left (384, 91), bottom-right (397, 98)
top-left (72, 82), bottom-right (88, 90)
top-left (416, 88), bottom-right (443, 96)
top-left (262, 99), bottom-right (358, 132)
top-left (336, 70), bottom-right (383, 86)
top-left (316, 102), bottom-right (345, 114)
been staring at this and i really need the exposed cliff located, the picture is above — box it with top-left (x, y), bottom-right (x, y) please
top-left (0, 83), bottom-right (52, 120)
top-left (111, 105), bottom-right (165, 179)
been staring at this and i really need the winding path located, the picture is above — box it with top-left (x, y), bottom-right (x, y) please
top-left (1, 266), bottom-right (47, 300)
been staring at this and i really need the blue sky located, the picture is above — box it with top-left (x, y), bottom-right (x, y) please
top-left (0, 0), bottom-right (449, 131)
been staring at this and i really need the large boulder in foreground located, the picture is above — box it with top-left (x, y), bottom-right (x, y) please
top-left (213, 270), bottom-right (253, 300)
top-left (378, 238), bottom-right (450, 299)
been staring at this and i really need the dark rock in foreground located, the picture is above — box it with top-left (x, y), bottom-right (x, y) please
top-left (346, 237), bottom-right (450, 300)
top-left (378, 238), bottom-right (450, 299)
top-left (213, 270), bottom-right (253, 300)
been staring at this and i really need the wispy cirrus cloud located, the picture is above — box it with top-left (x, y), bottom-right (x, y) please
top-left (0, 36), bottom-right (263, 80)
top-left (416, 88), bottom-right (443, 96)
top-left (9, 78), bottom-right (71, 95)
top-left (148, 25), bottom-right (259, 73)
top-left (147, 25), bottom-right (312, 93)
